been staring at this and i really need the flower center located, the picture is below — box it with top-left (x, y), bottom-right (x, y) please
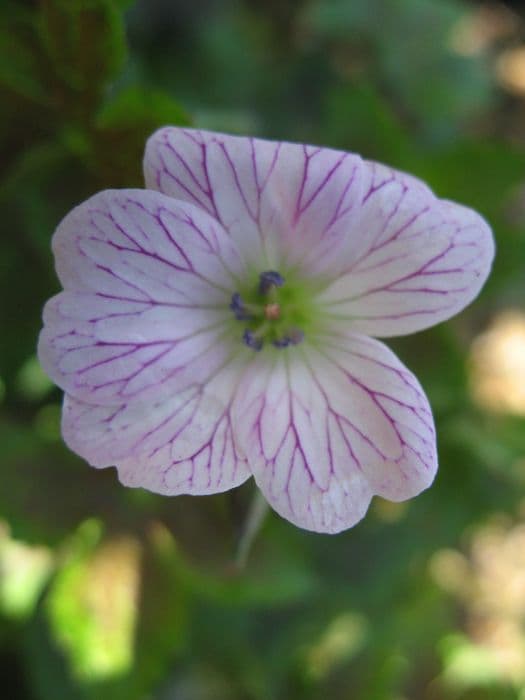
top-left (230, 270), bottom-right (306, 352)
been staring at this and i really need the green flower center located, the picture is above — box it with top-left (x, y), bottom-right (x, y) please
top-left (230, 270), bottom-right (315, 351)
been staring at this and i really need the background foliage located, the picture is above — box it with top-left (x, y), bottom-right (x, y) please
top-left (2, 1), bottom-right (525, 698)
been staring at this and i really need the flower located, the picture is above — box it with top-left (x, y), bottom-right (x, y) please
top-left (37, 128), bottom-right (494, 533)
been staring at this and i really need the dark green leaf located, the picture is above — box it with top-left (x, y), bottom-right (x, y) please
top-left (88, 86), bottom-right (190, 186)
top-left (39, 0), bottom-right (127, 115)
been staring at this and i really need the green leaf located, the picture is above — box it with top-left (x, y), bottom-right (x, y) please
top-left (89, 86), bottom-right (190, 186)
top-left (304, 0), bottom-right (494, 141)
top-left (150, 524), bottom-right (318, 608)
top-left (0, 527), bottom-right (53, 621)
top-left (0, 25), bottom-right (47, 103)
top-left (96, 85), bottom-right (189, 129)
top-left (412, 140), bottom-right (525, 217)
top-left (0, 140), bottom-right (68, 204)
top-left (41, 521), bottom-right (188, 700)
top-left (46, 521), bottom-right (142, 687)
top-left (92, 525), bottom-right (189, 700)
top-left (39, 0), bottom-right (127, 114)
top-left (108, 0), bottom-right (137, 10)
top-left (322, 82), bottom-right (414, 164)
top-left (0, 416), bottom-right (127, 547)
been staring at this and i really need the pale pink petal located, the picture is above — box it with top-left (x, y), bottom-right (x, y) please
top-left (143, 127), bottom-right (365, 276)
top-left (317, 162), bottom-right (495, 337)
top-left (38, 189), bottom-right (244, 405)
top-left (232, 335), bottom-right (436, 533)
top-left (61, 359), bottom-right (250, 495)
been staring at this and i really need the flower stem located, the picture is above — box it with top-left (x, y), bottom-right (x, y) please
top-left (234, 490), bottom-right (269, 570)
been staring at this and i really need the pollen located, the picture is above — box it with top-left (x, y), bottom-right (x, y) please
top-left (264, 303), bottom-right (281, 320)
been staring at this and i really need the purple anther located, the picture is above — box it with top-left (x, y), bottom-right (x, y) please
top-left (259, 270), bottom-right (285, 295)
top-left (243, 329), bottom-right (264, 351)
top-left (230, 292), bottom-right (252, 321)
top-left (273, 336), bottom-right (291, 348)
top-left (288, 329), bottom-right (305, 345)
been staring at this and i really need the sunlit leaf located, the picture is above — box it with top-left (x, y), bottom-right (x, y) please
top-left (0, 522), bottom-right (53, 620)
top-left (46, 521), bottom-right (141, 682)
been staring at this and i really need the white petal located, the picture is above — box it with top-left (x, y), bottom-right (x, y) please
top-left (38, 189), bottom-right (243, 405)
top-left (232, 336), bottom-right (436, 533)
top-left (317, 161), bottom-right (495, 336)
top-left (144, 127), bottom-right (365, 276)
top-left (61, 359), bottom-right (250, 496)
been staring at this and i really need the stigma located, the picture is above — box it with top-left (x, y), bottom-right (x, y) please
top-left (230, 270), bottom-right (305, 352)
top-left (264, 303), bottom-right (281, 320)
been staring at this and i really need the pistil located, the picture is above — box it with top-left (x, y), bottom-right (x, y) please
top-left (264, 303), bottom-right (281, 320)
top-left (231, 270), bottom-right (305, 352)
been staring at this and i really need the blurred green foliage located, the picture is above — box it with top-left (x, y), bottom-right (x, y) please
top-left (2, 0), bottom-right (525, 699)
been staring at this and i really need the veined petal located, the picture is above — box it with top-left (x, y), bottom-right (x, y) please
top-left (38, 189), bottom-right (243, 405)
top-left (317, 162), bottom-right (495, 337)
top-left (232, 335), bottom-right (436, 533)
top-left (144, 127), bottom-right (365, 276)
top-left (61, 359), bottom-right (250, 495)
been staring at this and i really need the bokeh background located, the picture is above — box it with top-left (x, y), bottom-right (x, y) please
top-left (2, 0), bottom-right (525, 698)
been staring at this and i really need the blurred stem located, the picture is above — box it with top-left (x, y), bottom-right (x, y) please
top-left (235, 490), bottom-right (269, 570)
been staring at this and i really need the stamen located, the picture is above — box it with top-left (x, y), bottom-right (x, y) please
top-left (272, 330), bottom-right (304, 349)
top-left (259, 270), bottom-right (285, 295)
top-left (273, 337), bottom-right (291, 348)
top-left (243, 329), bottom-right (264, 351)
top-left (230, 292), bottom-right (253, 321)
top-left (288, 329), bottom-right (305, 345)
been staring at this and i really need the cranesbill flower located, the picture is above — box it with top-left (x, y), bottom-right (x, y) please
top-left (38, 128), bottom-right (494, 533)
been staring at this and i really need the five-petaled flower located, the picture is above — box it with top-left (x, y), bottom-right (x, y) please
top-left (37, 128), bottom-right (494, 533)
